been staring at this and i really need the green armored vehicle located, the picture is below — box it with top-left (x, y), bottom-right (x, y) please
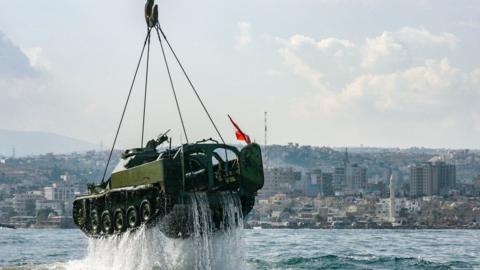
top-left (73, 137), bottom-right (263, 237)
top-left (72, 0), bottom-right (264, 237)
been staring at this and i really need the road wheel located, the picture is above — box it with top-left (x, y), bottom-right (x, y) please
top-left (114, 209), bottom-right (125, 232)
top-left (127, 206), bottom-right (139, 228)
top-left (102, 211), bottom-right (112, 234)
top-left (90, 210), bottom-right (99, 234)
top-left (74, 202), bottom-right (86, 227)
top-left (140, 200), bottom-right (152, 223)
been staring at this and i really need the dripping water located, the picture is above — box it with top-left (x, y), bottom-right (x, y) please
top-left (188, 192), bottom-right (245, 270)
top-left (190, 193), bottom-right (213, 269)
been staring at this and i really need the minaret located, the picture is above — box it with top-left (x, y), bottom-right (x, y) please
top-left (344, 147), bottom-right (349, 166)
top-left (263, 111), bottom-right (268, 169)
top-left (389, 174), bottom-right (396, 223)
top-left (343, 148), bottom-right (349, 191)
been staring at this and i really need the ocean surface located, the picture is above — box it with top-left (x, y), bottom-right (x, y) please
top-left (0, 228), bottom-right (479, 270)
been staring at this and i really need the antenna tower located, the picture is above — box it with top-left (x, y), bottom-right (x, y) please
top-left (264, 111), bottom-right (267, 147)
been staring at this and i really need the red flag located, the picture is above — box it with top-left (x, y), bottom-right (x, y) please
top-left (228, 115), bottom-right (251, 144)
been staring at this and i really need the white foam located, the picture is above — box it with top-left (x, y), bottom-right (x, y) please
top-left (48, 192), bottom-right (247, 270)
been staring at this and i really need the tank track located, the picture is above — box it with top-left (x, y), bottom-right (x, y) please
top-left (73, 185), bottom-right (173, 237)
top-left (73, 186), bottom-right (254, 238)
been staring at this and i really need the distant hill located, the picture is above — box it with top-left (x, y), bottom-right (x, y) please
top-left (0, 129), bottom-right (99, 157)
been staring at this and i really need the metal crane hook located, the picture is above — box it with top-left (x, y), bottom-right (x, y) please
top-left (144, 0), bottom-right (158, 28)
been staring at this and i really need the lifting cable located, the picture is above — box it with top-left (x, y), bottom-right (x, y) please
top-left (155, 24), bottom-right (225, 145)
top-left (101, 22), bottom-right (227, 183)
top-left (141, 30), bottom-right (152, 147)
top-left (154, 26), bottom-right (189, 144)
top-left (101, 31), bottom-right (150, 183)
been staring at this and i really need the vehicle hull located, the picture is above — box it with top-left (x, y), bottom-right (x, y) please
top-left (73, 185), bottom-right (254, 238)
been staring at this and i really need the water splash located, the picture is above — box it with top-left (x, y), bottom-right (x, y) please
top-left (190, 193), bottom-right (213, 269)
top-left (52, 192), bottom-right (246, 270)
top-left (213, 192), bottom-right (245, 266)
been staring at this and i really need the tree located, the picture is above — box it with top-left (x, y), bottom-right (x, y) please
top-left (25, 199), bottom-right (36, 216)
top-left (399, 208), bottom-right (409, 219)
top-left (37, 208), bottom-right (55, 223)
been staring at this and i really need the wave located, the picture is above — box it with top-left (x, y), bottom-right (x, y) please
top-left (1, 250), bottom-right (475, 270)
top-left (250, 254), bottom-right (475, 270)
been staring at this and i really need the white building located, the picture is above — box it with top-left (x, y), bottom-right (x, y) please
top-left (376, 198), bottom-right (421, 221)
top-left (12, 193), bottom-right (44, 216)
top-left (36, 199), bottom-right (64, 215)
top-left (43, 174), bottom-right (76, 214)
top-left (261, 168), bottom-right (301, 197)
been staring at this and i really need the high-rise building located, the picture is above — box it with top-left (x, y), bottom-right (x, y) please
top-left (43, 174), bottom-right (76, 214)
top-left (345, 164), bottom-right (367, 193)
top-left (409, 161), bottom-right (456, 197)
top-left (333, 167), bottom-right (345, 192)
top-left (410, 163), bottom-right (432, 196)
top-left (12, 192), bottom-right (44, 216)
top-left (333, 148), bottom-right (367, 194)
top-left (305, 169), bottom-right (334, 197)
top-left (432, 161), bottom-right (456, 194)
top-left (319, 172), bottom-right (334, 197)
top-left (261, 167), bottom-right (301, 197)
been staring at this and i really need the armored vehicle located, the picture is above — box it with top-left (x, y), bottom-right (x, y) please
top-left (72, 0), bottom-right (264, 238)
top-left (73, 138), bottom-right (263, 237)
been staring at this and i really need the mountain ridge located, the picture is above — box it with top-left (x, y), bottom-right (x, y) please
top-left (0, 129), bottom-right (99, 157)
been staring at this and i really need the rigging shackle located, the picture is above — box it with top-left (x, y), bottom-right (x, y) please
top-left (144, 0), bottom-right (158, 28)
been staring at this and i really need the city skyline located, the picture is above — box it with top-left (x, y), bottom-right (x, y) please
top-left (1, 0), bottom-right (480, 149)
top-left (2, 143), bottom-right (479, 231)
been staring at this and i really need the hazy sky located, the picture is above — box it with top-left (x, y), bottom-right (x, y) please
top-left (0, 0), bottom-right (479, 149)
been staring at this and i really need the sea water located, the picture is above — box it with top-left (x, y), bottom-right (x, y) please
top-left (1, 206), bottom-right (479, 269)
top-left (1, 192), bottom-right (248, 270)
